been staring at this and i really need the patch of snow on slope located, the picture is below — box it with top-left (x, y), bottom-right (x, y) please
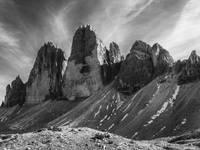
top-left (132, 132), bottom-right (138, 138)
top-left (123, 90), bottom-right (141, 112)
top-left (106, 105), bottom-right (109, 110)
top-left (169, 85), bottom-right (180, 107)
top-left (108, 123), bottom-right (115, 130)
top-left (144, 85), bottom-right (180, 126)
top-left (153, 126), bottom-right (166, 138)
top-left (100, 115), bottom-right (107, 123)
top-left (173, 118), bottom-right (187, 131)
top-left (116, 93), bottom-right (124, 110)
top-left (94, 105), bottom-right (102, 118)
top-left (149, 83), bottom-right (160, 104)
top-left (121, 113), bottom-right (128, 122)
top-left (181, 118), bottom-right (187, 125)
top-left (123, 103), bottom-right (131, 112)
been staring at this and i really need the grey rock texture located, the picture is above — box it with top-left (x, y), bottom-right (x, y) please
top-left (109, 42), bottom-right (121, 64)
top-left (62, 25), bottom-right (108, 100)
top-left (176, 50), bottom-right (200, 84)
top-left (26, 42), bottom-right (65, 103)
top-left (4, 76), bottom-right (26, 107)
top-left (117, 40), bottom-right (173, 94)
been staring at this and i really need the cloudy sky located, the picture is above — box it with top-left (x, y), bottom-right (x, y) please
top-left (0, 0), bottom-right (200, 102)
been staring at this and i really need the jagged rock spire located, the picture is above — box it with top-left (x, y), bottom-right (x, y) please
top-left (4, 75), bottom-right (26, 107)
top-left (117, 40), bottom-right (173, 94)
top-left (62, 25), bottom-right (108, 100)
top-left (176, 50), bottom-right (200, 84)
top-left (188, 50), bottom-right (200, 64)
top-left (26, 42), bottom-right (65, 103)
top-left (109, 42), bottom-right (121, 63)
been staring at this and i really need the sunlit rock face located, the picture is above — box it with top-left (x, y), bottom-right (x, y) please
top-left (62, 25), bottom-right (108, 100)
top-left (109, 42), bottom-right (121, 64)
top-left (176, 50), bottom-right (200, 84)
top-left (4, 76), bottom-right (26, 107)
top-left (151, 43), bottom-right (174, 76)
top-left (26, 42), bottom-right (65, 103)
top-left (101, 42), bottom-right (122, 84)
top-left (117, 41), bottom-right (173, 94)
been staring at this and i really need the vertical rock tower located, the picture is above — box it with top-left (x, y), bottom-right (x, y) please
top-left (62, 25), bottom-right (108, 100)
top-left (26, 42), bottom-right (65, 103)
top-left (4, 76), bottom-right (26, 107)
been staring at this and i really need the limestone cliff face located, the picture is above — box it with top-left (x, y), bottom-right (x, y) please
top-left (101, 42), bottom-right (122, 84)
top-left (62, 25), bottom-right (108, 100)
top-left (109, 42), bottom-right (121, 64)
top-left (117, 41), bottom-right (173, 94)
top-left (4, 76), bottom-right (26, 107)
top-left (26, 42), bottom-right (65, 103)
top-left (117, 41), bottom-right (154, 93)
top-left (176, 50), bottom-right (200, 84)
top-left (151, 43), bottom-right (174, 76)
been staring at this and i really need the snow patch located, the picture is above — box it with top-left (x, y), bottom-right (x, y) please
top-left (106, 105), bottom-right (109, 110)
top-left (123, 103), bottom-right (131, 112)
top-left (100, 115), bottom-right (107, 123)
top-left (94, 105), bottom-right (102, 118)
top-left (108, 123), bottom-right (115, 130)
top-left (181, 118), bottom-right (187, 125)
top-left (144, 85), bottom-right (180, 126)
top-left (116, 93), bottom-right (124, 110)
top-left (132, 132), bottom-right (138, 138)
top-left (121, 113), bottom-right (128, 122)
top-left (123, 90), bottom-right (141, 112)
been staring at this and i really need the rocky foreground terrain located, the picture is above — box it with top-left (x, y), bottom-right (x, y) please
top-left (0, 126), bottom-right (199, 150)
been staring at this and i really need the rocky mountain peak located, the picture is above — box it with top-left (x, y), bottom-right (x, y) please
top-left (69, 24), bottom-right (97, 64)
top-left (188, 50), bottom-right (200, 64)
top-left (177, 50), bottom-right (200, 84)
top-left (3, 75), bottom-right (26, 107)
top-left (109, 41), bottom-right (121, 63)
top-left (152, 43), bottom-right (161, 56)
top-left (130, 40), bottom-right (151, 54)
top-left (117, 41), bottom-right (173, 94)
top-left (151, 43), bottom-right (174, 75)
top-left (62, 25), bottom-right (108, 100)
top-left (26, 42), bottom-right (65, 103)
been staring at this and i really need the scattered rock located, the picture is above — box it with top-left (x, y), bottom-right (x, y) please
top-left (47, 126), bottom-right (62, 132)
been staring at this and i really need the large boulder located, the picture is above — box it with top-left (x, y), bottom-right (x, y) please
top-left (62, 25), bottom-right (108, 100)
top-left (26, 42), bottom-right (65, 103)
top-left (4, 76), bottom-right (26, 107)
top-left (117, 41), bottom-right (173, 94)
top-left (177, 50), bottom-right (200, 84)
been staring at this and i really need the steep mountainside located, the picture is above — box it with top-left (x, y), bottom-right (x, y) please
top-left (1, 25), bottom-right (200, 147)
top-left (48, 74), bottom-right (200, 140)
